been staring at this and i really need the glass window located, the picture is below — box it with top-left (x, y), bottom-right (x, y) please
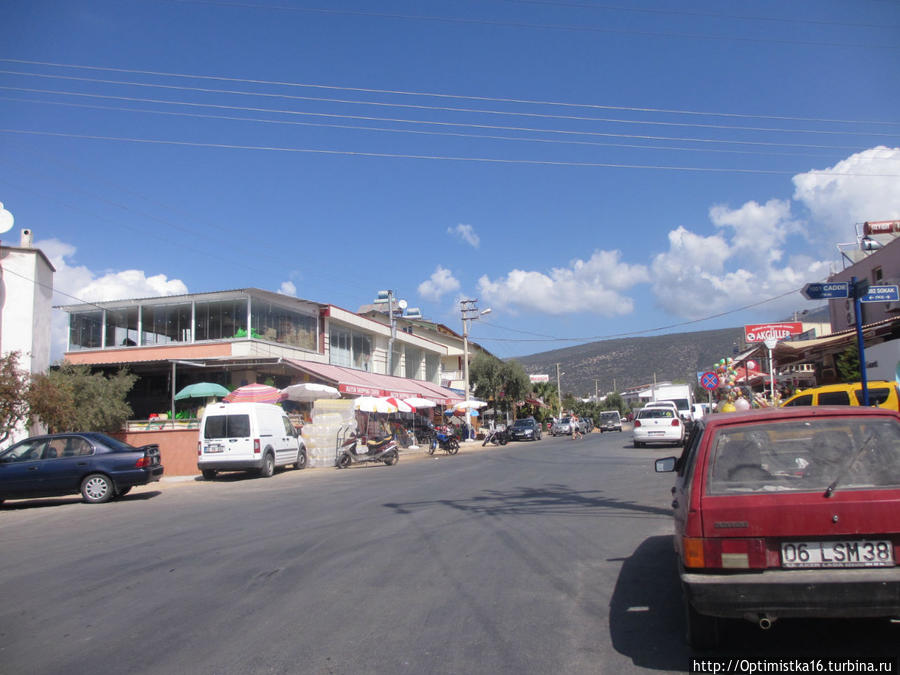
top-left (251, 301), bottom-right (317, 350)
top-left (784, 394), bottom-right (813, 407)
top-left (391, 345), bottom-right (403, 377)
top-left (105, 307), bottom-right (139, 347)
top-left (405, 346), bottom-right (422, 379)
top-left (425, 352), bottom-right (440, 383)
top-left (203, 414), bottom-right (251, 439)
top-left (329, 326), bottom-right (352, 367)
top-left (819, 391), bottom-right (851, 406)
top-left (195, 299), bottom-right (247, 341)
top-left (857, 387), bottom-right (892, 406)
top-left (0, 438), bottom-right (48, 462)
top-left (141, 304), bottom-right (192, 345)
top-left (68, 311), bottom-right (103, 350)
top-left (352, 333), bottom-right (371, 371)
top-left (706, 418), bottom-right (900, 495)
top-left (329, 326), bottom-right (374, 371)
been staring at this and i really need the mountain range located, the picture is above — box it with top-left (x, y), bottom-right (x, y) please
top-left (512, 327), bottom-right (746, 397)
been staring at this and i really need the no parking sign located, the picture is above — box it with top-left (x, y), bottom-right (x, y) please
top-left (700, 372), bottom-right (719, 391)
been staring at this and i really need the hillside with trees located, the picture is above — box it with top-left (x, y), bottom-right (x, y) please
top-left (512, 327), bottom-right (745, 398)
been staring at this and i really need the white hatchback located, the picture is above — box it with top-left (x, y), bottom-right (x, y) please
top-left (633, 405), bottom-right (685, 448)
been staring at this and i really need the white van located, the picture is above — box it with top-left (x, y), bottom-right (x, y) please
top-left (198, 402), bottom-right (306, 480)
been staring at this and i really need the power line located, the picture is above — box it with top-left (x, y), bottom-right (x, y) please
top-left (0, 96), bottom-right (856, 161)
top-left (0, 87), bottom-right (883, 153)
top-left (2, 58), bottom-right (897, 127)
top-left (474, 286), bottom-right (809, 344)
top-left (4, 127), bottom-right (899, 176)
top-left (2, 69), bottom-right (897, 139)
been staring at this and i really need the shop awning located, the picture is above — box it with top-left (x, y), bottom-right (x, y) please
top-left (284, 359), bottom-right (463, 406)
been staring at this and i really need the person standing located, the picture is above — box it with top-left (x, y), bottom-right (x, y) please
top-left (571, 413), bottom-right (582, 440)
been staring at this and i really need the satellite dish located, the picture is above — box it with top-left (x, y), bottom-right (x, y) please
top-left (398, 299), bottom-right (408, 310)
top-left (0, 203), bottom-right (13, 234)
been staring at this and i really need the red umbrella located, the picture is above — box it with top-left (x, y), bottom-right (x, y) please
top-left (223, 383), bottom-right (283, 404)
top-left (382, 396), bottom-right (413, 413)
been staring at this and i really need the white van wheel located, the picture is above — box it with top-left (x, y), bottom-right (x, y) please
top-left (259, 451), bottom-right (275, 478)
top-left (294, 449), bottom-right (307, 470)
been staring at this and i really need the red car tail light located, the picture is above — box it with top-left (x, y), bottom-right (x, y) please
top-left (633, 420), bottom-right (642, 428)
top-left (683, 537), bottom-right (767, 569)
top-left (671, 418), bottom-right (680, 427)
top-left (254, 439), bottom-right (261, 454)
top-left (135, 456), bottom-right (151, 468)
top-left (197, 441), bottom-right (202, 456)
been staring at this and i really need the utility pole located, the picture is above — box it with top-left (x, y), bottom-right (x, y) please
top-left (460, 299), bottom-right (491, 434)
top-left (595, 379), bottom-right (599, 401)
top-left (556, 363), bottom-right (562, 417)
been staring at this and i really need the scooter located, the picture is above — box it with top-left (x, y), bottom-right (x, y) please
top-left (336, 429), bottom-right (399, 468)
top-left (482, 425), bottom-right (509, 446)
top-left (428, 426), bottom-right (460, 455)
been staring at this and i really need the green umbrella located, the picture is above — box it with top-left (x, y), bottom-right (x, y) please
top-left (175, 382), bottom-right (230, 401)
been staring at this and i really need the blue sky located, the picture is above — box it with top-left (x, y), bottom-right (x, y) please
top-left (1, 0), bottom-right (899, 362)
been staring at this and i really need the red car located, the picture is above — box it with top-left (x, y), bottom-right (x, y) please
top-left (655, 406), bottom-right (900, 649)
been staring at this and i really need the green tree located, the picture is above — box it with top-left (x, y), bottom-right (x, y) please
top-left (469, 352), bottom-right (504, 405)
top-left (529, 381), bottom-right (559, 422)
top-left (836, 345), bottom-right (861, 382)
top-left (500, 360), bottom-right (532, 420)
top-left (0, 351), bottom-right (30, 444)
top-left (27, 362), bottom-right (138, 433)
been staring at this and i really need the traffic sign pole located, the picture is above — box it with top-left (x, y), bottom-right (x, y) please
top-left (852, 276), bottom-right (871, 406)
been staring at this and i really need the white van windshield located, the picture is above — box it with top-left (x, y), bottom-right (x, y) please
top-left (204, 414), bottom-right (251, 439)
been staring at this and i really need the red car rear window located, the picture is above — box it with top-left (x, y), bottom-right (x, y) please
top-left (705, 417), bottom-right (900, 495)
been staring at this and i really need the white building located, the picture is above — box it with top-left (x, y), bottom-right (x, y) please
top-left (0, 228), bottom-right (56, 443)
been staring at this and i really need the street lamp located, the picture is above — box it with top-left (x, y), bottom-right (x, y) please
top-left (460, 301), bottom-right (491, 437)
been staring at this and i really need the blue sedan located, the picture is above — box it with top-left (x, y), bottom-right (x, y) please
top-left (0, 432), bottom-right (164, 505)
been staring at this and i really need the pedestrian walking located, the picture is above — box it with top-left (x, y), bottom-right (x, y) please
top-left (571, 413), bottom-right (582, 440)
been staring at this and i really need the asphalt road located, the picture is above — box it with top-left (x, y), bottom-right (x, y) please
top-left (1, 431), bottom-right (897, 674)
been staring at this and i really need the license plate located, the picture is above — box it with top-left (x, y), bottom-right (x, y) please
top-left (781, 540), bottom-right (894, 568)
top-left (649, 431), bottom-right (665, 436)
top-left (205, 444), bottom-right (223, 453)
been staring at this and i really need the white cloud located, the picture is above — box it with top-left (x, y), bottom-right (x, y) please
top-left (38, 238), bottom-right (188, 361)
top-left (649, 147), bottom-right (900, 319)
top-left (418, 265), bottom-right (460, 301)
top-left (448, 223), bottom-right (480, 248)
top-left (278, 281), bottom-right (297, 297)
top-left (793, 146), bottom-right (900, 249)
top-left (477, 250), bottom-right (649, 315)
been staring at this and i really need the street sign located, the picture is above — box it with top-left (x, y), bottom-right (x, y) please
top-left (700, 372), bottom-right (719, 391)
top-left (801, 282), bottom-right (849, 300)
top-left (860, 284), bottom-right (900, 303)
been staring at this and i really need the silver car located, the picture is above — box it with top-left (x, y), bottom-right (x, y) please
top-left (551, 417), bottom-right (574, 436)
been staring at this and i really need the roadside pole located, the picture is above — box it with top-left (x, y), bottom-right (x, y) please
top-left (852, 276), bottom-right (871, 406)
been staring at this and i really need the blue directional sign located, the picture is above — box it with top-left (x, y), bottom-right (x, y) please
top-left (801, 282), bottom-right (849, 300)
top-left (860, 284), bottom-right (900, 303)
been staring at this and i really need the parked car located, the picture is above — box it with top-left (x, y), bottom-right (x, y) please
top-left (599, 411), bottom-right (622, 432)
top-left (551, 417), bottom-right (574, 436)
top-left (509, 417), bottom-right (542, 441)
top-left (0, 432), bottom-right (164, 505)
top-left (782, 380), bottom-right (900, 411)
top-left (198, 402), bottom-right (306, 479)
top-left (632, 405), bottom-right (685, 448)
top-left (655, 406), bottom-right (900, 649)
top-left (580, 417), bottom-right (593, 434)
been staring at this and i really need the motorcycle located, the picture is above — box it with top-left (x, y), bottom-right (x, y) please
top-left (482, 425), bottom-right (509, 446)
top-left (335, 426), bottom-right (400, 468)
top-left (427, 426), bottom-right (459, 455)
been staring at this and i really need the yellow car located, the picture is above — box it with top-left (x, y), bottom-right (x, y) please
top-left (781, 380), bottom-right (900, 411)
